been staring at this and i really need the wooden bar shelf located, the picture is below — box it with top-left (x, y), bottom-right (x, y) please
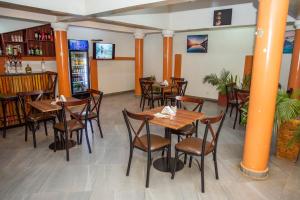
top-left (0, 72), bottom-right (57, 128)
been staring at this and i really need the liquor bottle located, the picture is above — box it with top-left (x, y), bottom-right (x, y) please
top-left (35, 46), bottom-right (39, 55)
top-left (39, 47), bottom-right (43, 56)
top-left (25, 64), bottom-right (32, 73)
top-left (47, 31), bottom-right (51, 40)
top-left (35, 31), bottom-right (39, 40)
top-left (50, 31), bottom-right (54, 41)
top-left (0, 47), bottom-right (2, 56)
top-left (38, 31), bottom-right (42, 40)
top-left (31, 46), bottom-right (35, 55)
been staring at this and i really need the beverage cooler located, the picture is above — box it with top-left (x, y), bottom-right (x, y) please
top-left (68, 39), bottom-right (90, 98)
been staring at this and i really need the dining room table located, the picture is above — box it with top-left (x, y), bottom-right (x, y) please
top-left (140, 106), bottom-right (205, 172)
top-left (28, 97), bottom-right (81, 150)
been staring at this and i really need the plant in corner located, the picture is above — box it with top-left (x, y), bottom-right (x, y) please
top-left (241, 90), bottom-right (300, 161)
top-left (203, 69), bottom-right (237, 106)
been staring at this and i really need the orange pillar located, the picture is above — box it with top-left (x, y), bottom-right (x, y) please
top-left (287, 21), bottom-right (300, 90)
top-left (51, 23), bottom-right (71, 97)
top-left (90, 58), bottom-right (98, 90)
top-left (162, 30), bottom-right (174, 82)
top-left (240, 0), bottom-right (289, 178)
top-left (134, 30), bottom-right (144, 96)
top-left (174, 54), bottom-right (182, 78)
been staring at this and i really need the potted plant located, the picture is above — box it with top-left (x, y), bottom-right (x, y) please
top-left (203, 69), bottom-right (237, 106)
top-left (241, 90), bottom-right (300, 161)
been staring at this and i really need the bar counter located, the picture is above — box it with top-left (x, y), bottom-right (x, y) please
top-left (0, 71), bottom-right (57, 129)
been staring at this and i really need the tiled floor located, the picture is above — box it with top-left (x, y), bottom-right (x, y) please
top-left (0, 92), bottom-right (299, 200)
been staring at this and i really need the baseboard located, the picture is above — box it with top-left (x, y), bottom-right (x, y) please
top-left (103, 90), bottom-right (134, 96)
top-left (185, 94), bottom-right (218, 103)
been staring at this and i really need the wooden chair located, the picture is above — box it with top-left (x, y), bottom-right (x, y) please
top-left (74, 89), bottom-right (104, 138)
top-left (140, 80), bottom-right (164, 111)
top-left (233, 88), bottom-right (249, 129)
top-left (225, 82), bottom-right (236, 116)
top-left (44, 71), bottom-right (58, 99)
top-left (54, 98), bottom-right (91, 161)
top-left (139, 77), bottom-right (152, 108)
top-left (17, 90), bottom-right (56, 148)
top-left (171, 112), bottom-right (226, 193)
top-left (122, 109), bottom-right (171, 187)
top-left (164, 80), bottom-right (188, 106)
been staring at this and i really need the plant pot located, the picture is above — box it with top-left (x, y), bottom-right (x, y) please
top-left (276, 120), bottom-right (300, 162)
top-left (217, 93), bottom-right (227, 107)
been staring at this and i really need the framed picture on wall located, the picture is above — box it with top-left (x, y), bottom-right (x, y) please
top-left (187, 35), bottom-right (208, 53)
top-left (213, 9), bottom-right (232, 26)
top-left (283, 30), bottom-right (295, 54)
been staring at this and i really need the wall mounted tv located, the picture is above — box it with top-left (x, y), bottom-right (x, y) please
top-left (93, 43), bottom-right (115, 60)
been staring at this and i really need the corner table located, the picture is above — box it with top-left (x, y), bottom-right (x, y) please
top-left (140, 106), bottom-right (205, 172)
top-left (28, 97), bottom-right (81, 150)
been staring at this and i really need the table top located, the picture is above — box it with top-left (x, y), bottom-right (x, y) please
top-left (28, 97), bottom-right (80, 113)
top-left (140, 106), bottom-right (205, 130)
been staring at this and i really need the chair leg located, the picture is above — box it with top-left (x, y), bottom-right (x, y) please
top-left (44, 121), bottom-right (48, 136)
top-left (80, 130), bottom-right (83, 144)
top-left (233, 106), bottom-right (238, 129)
top-left (167, 145), bottom-right (171, 169)
top-left (200, 155), bottom-right (205, 193)
top-left (229, 105), bottom-right (234, 117)
top-left (126, 145), bottom-right (133, 176)
top-left (25, 123), bottom-right (28, 141)
top-left (139, 96), bottom-right (143, 108)
top-left (145, 151), bottom-right (152, 188)
top-left (225, 103), bottom-right (229, 114)
top-left (85, 127), bottom-right (92, 153)
top-left (32, 123), bottom-right (37, 148)
top-left (142, 98), bottom-right (146, 111)
top-left (171, 150), bottom-right (178, 179)
top-left (76, 130), bottom-right (80, 145)
top-left (65, 131), bottom-right (70, 161)
top-left (213, 152), bottom-right (219, 180)
top-left (189, 156), bottom-right (193, 168)
top-left (54, 129), bottom-right (58, 152)
top-left (97, 116), bottom-right (104, 138)
top-left (89, 120), bottom-right (94, 134)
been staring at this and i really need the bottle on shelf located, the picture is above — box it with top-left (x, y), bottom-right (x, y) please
top-left (35, 46), bottom-right (40, 55)
top-left (39, 45), bottom-right (43, 55)
top-left (34, 31), bottom-right (39, 40)
top-left (25, 64), bottom-right (32, 73)
top-left (0, 47), bottom-right (2, 56)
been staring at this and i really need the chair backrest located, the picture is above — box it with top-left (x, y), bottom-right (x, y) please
top-left (140, 80), bottom-right (154, 99)
top-left (46, 71), bottom-right (58, 99)
top-left (57, 98), bottom-right (90, 132)
top-left (200, 112), bottom-right (225, 154)
top-left (233, 88), bottom-right (250, 105)
top-left (171, 77), bottom-right (185, 84)
top-left (87, 89), bottom-right (103, 115)
top-left (175, 80), bottom-right (188, 96)
top-left (175, 96), bottom-right (204, 113)
top-left (17, 90), bottom-right (44, 118)
top-left (225, 82), bottom-right (236, 103)
top-left (122, 109), bottom-right (154, 151)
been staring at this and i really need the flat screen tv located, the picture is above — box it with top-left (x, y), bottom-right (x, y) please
top-left (93, 43), bottom-right (115, 60)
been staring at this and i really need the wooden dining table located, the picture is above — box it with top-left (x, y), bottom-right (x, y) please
top-left (28, 97), bottom-right (81, 150)
top-left (140, 106), bottom-right (205, 172)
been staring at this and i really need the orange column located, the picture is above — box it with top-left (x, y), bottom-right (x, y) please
top-left (134, 30), bottom-right (144, 96)
top-left (51, 23), bottom-right (71, 97)
top-left (163, 30), bottom-right (174, 82)
top-left (240, 0), bottom-right (289, 178)
top-left (287, 21), bottom-right (300, 90)
top-left (174, 54), bottom-right (182, 78)
top-left (243, 55), bottom-right (253, 76)
top-left (90, 58), bottom-right (98, 90)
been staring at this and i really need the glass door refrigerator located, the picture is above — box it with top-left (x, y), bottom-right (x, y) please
top-left (68, 39), bottom-right (90, 98)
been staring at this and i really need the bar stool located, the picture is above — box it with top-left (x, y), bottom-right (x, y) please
top-left (0, 94), bottom-right (22, 138)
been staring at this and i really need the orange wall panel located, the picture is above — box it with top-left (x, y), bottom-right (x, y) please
top-left (174, 54), bottom-right (182, 78)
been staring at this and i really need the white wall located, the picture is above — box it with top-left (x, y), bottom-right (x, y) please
top-left (144, 26), bottom-right (293, 100)
top-left (67, 26), bottom-right (135, 94)
top-left (0, 18), bottom-right (42, 33)
top-left (144, 33), bottom-right (163, 81)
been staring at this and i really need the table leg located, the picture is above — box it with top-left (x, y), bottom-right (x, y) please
top-left (14, 99), bottom-right (22, 124)
top-left (1, 100), bottom-right (7, 138)
top-left (153, 128), bottom-right (184, 172)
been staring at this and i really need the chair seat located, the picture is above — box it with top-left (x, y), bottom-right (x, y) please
top-left (27, 113), bottom-right (56, 122)
top-left (54, 119), bottom-right (84, 132)
top-left (134, 134), bottom-right (170, 151)
top-left (175, 137), bottom-right (214, 156)
top-left (170, 124), bottom-right (196, 136)
top-left (74, 111), bottom-right (97, 120)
